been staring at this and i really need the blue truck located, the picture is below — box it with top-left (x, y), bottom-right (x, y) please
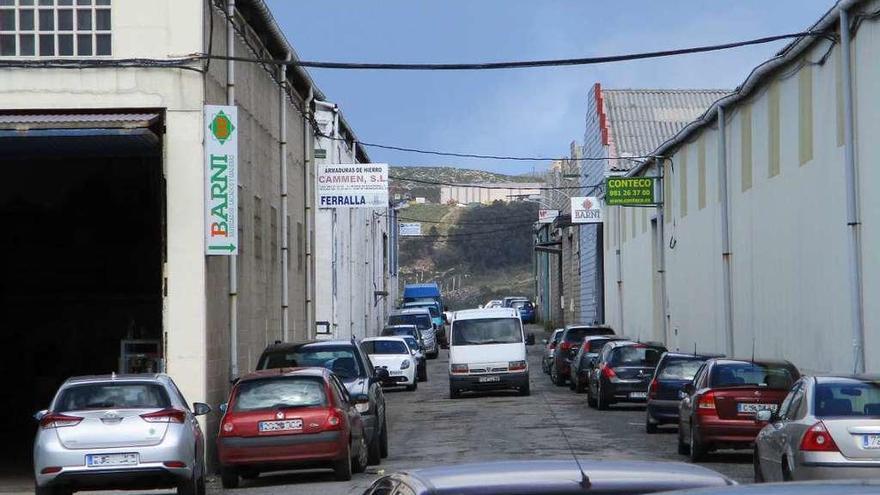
top-left (402, 283), bottom-right (447, 347)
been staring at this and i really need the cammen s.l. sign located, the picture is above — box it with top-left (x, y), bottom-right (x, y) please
top-left (205, 105), bottom-right (239, 255)
top-left (571, 196), bottom-right (603, 224)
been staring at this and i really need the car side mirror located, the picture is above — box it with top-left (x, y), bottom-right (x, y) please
top-left (442, 314), bottom-right (449, 323)
top-left (755, 410), bottom-right (773, 422)
top-left (542, 339), bottom-right (549, 345)
top-left (682, 383), bottom-right (695, 395)
top-left (374, 367), bottom-right (390, 381)
top-left (34, 409), bottom-right (48, 422)
top-left (193, 402), bottom-right (212, 416)
top-left (218, 403), bottom-right (228, 414)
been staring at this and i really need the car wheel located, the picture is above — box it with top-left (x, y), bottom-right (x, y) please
top-left (597, 381), bottom-right (609, 410)
top-left (551, 365), bottom-right (566, 386)
top-left (240, 470), bottom-right (259, 480)
top-left (689, 424), bottom-right (707, 462)
top-left (353, 435), bottom-right (368, 474)
top-left (753, 447), bottom-right (765, 483)
top-left (418, 364), bottom-right (427, 382)
top-left (406, 380), bottom-right (418, 391)
top-left (677, 425), bottom-right (690, 455)
top-left (449, 385), bottom-right (461, 399)
top-left (35, 486), bottom-right (70, 495)
top-left (586, 381), bottom-right (597, 408)
top-left (646, 413), bottom-right (659, 434)
top-left (519, 382), bottom-right (531, 396)
top-left (542, 359), bottom-right (550, 374)
top-left (367, 427), bottom-right (382, 466)
top-left (428, 351), bottom-right (439, 360)
top-left (568, 375), bottom-right (576, 390)
top-left (574, 376), bottom-right (586, 394)
top-left (782, 457), bottom-right (793, 482)
top-left (220, 468), bottom-right (240, 489)
top-left (379, 417), bottom-right (389, 458)
top-left (333, 441), bottom-right (353, 481)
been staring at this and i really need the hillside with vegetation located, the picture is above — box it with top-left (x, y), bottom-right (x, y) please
top-left (398, 201), bottom-right (538, 310)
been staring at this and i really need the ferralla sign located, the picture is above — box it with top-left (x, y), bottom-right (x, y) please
top-left (317, 163), bottom-right (389, 208)
top-left (204, 105), bottom-right (239, 255)
top-left (570, 196), bottom-right (603, 224)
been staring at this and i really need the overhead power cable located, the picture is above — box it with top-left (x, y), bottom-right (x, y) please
top-left (197, 31), bottom-right (831, 71)
top-left (391, 175), bottom-right (602, 191)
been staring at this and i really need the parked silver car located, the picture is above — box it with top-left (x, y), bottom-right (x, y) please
top-left (541, 328), bottom-right (564, 374)
top-left (754, 375), bottom-right (880, 482)
top-left (33, 374), bottom-right (210, 495)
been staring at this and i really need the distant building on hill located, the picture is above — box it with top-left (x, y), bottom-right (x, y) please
top-left (440, 183), bottom-right (543, 205)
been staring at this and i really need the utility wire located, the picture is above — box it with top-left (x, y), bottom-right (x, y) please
top-left (392, 175), bottom-right (602, 191)
top-left (196, 31), bottom-right (830, 71)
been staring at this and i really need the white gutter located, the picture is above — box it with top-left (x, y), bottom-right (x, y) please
top-left (839, 8), bottom-right (866, 374)
top-left (717, 107), bottom-right (734, 357)
top-left (304, 87), bottom-right (315, 337)
top-left (226, 0), bottom-right (239, 381)
top-left (279, 53), bottom-right (290, 341)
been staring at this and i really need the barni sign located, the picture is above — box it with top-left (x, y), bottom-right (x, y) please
top-left (538, 209), bottom-right (559, 224)
top-left (204, 105), bottom-right (239, 255)
top-left (317, 163), bottom-right (389, 208)
top-left (571, 197), bottom-right (603, 224)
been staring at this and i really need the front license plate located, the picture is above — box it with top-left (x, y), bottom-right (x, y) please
top-left (478, 375), bottom-right (501, 383)
top-left (738, 403), bottom-right (777, 414)
top-left (389, 370), bottom-right (403, 376)
top-left (630, 391), bottom-right (648, 399)
top-left (862, 435), bottom-right (880, 449)
top-left (258, 419), bottom-right (303, 432)
top-left (86, 453), bottom-right (138, 467)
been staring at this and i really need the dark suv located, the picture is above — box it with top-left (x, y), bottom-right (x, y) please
top-left (587, 340), bottom-right (667, 410)
top-left (257, 340), bottom-right (389, 465)
top-left (645, 352), bottom-right (721, 433)
top-left (551, 325), bottom-right (615, 386)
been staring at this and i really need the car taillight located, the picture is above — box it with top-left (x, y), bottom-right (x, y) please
top-left (559, 342), bottom-right (572, 353)
top-left (140, 408), bottom-right (186, 424)
top-left (326, 408), bottom-right (345, 431)
top-left (40, 413), bottom-right (83, 429)
top-left (600, 364), bottom-right (617, 380)
top-left (549, 342), bottom-right (557, 349)
top-left (800, 421), bottom-right (839, 452)
top-left (163, 461), bottom-right (187, 468)
top-left (697, 392), bottom-right (717, 415)
top-left (221, 420), bottom-right (235, 435)
top-left (648, 379), bottom-right (659, 399)
top-left (509, 360), bottom-right (527, 371)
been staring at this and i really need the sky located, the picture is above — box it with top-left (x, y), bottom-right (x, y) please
top-left (266, 0), bottom-right (835, 175)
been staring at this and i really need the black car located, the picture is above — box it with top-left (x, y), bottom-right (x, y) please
top-left (587, 340), bottom-right (667, 410)
top-left (361, 460), bottom-right (733, 495)
top-left (551, 325), bottom-right (615, 387)
top-left (568, 335), bottom-right (623, 393)
top-left (381, 324), bottom-right (428, 382)
top-left (256, 340), bottom-right (389, 465)
top-left (646, 352), bottom-right (721, 433)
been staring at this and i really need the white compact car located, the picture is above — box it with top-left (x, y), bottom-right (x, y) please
top-left (361, 337), bottom-right (419, 391)
top-left (448, 307), bottom-right (529, 398)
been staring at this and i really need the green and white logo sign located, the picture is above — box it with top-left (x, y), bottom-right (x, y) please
top-left (205, 105), bottom-right (239, 255)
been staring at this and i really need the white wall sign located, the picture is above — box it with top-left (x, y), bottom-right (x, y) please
top-left (317, 163), bottom-right (389, 208)
top-left (204, 105), bottom-right (239, 255)
top-left (399, 223), bottom-right (422, 236)
top-left (538, 209), bottom-right (559, 223)
top-left (571, 197), bottom-right (603, 224)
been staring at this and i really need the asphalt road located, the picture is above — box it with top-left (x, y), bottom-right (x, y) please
top-left (0, 325), bottom-right (750, 495)
top-left (202, 324), bottom-right (752, 494)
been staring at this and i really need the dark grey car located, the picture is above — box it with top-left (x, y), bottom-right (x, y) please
top-left (659, 480), bottom-right (880, 495)
top-left (361, 460), bottom-right (734, 495)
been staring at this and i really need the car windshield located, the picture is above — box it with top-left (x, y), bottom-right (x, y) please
top-left (609, 345), bottom-right (664, 367)
top-left (710, 362), bottom-right (795, 389)
top-left (452, 318), bottom-right (521, 346)
top-left (56, 383), bottom-right (171, 412)
top-left (552, 331), bottom-right (564, 344)
top-left (815, 380), bottom-right (880, 418)
top-left (402, 337), bottom-right (420, 352)
top-left (382, 327), bottom-right (418, 339)
top-left (259, 346), bottom-right (362, 379)
top-left (565, 327), bottom-right (613, 343)
top-left (234, 377), bottom-right (326, 412)
top-left (658, 359), bottom-right (705, 380)
top-left (363, 340), bottom-right (409, 355)
top-left (587, 338), bottom-right (612, 353)
top-left (388, 314), bottom-right (432, 330)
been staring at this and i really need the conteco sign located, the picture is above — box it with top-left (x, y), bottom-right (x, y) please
top-left (399, 223), bottom-right (422, 236)
top-left (571, 197), bottom-right (603, 224)
top-left (538, 209), bottom-right (559, 224)
top-left (204, 105), bottom-right (238, 255)
top-left (317, 163), bottom-right (389, 208)
top-left (605, 177), bottom-right (657, 206)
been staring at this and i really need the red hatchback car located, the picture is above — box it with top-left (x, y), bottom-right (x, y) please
top-left (678, 358), bottom-right (800, 461)
top-left (217, 368), bottom-right (369, 487)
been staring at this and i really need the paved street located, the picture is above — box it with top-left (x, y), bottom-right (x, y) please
top-left (204, 325), bottom-right (750, 494)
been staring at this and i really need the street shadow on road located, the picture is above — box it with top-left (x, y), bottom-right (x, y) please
top-left (454, 390), bottom-right (524, 400)
top-left (237, 469), bottom-right (356, 489)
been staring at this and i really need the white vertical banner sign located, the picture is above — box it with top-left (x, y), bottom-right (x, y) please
top-left (570, 196), bottom-right (603, 224)
top-left (204, 105), bottom-right (239, 255)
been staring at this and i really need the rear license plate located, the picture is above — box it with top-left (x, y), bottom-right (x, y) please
top-left (738, 403), bottom-right (778, 414)
top-left (478, 375), bottom-right (501, 383)
top-left (86, 453), bottom-right (138, 467)
top-left (258, 419), bottom-right (303, 432)
top-left (862, 435), bottom-right (880, 449)
top-left (630, 391), bottom-right (648, 399)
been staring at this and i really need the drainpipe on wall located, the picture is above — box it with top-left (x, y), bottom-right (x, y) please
top-left (615, 206), bottom-right (624, 334)
top-left (839, 8), bottom-right (866, 374)
top-left (656, 160), bottom-right (669, 346)
top-left (279, 54), bottom-right (290, 341)
top-left (717, 108), bottom-right (735, 357)
top-left (303, 87), bottom-right (315, 339)
top-left (226, 0), bottom-right (239, 380)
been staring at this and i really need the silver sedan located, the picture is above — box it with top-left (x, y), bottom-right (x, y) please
top-left (33, 374), bottom-right (210, 495)
top-left (754, 375), bottom-right (880, 482)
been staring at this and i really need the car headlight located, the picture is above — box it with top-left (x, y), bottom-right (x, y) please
top-left (401, 359), bottom-right (411, 370)
top-left (509, 360), bottom-right (527, 371)
top-left (451, 363), bottom-right (468, 374)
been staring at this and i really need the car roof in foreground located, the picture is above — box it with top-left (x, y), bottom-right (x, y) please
top-left (262, 340), bottom-right (355, 353)
top-left (658, 479), bottom-right (880, 495)
top-left (710, 358), bottom-right (794, 367)
top-left (399, 460), bottom-right (732, 494)
top-left (237, 367), bottom-right (328, 383)
top-left (663, 352), bottom-right (724, 360)
top-left (64, 374), bottom-right (167, 385)
top-left (363, 336), bottom-right (408, 342)
top-left (454, 307), bottom-right (518, 320)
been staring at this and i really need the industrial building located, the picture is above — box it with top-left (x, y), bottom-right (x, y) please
top-left (602, 0), bottom-right (879, 373)
top-left (440, 182), bottom-right (542, 205)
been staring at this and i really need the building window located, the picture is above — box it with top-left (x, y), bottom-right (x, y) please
top-left (0, 0), bottom-right (111, 57)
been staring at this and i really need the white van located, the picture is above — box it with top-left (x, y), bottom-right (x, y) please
top-left (448, 307), bottom-right (529, 398)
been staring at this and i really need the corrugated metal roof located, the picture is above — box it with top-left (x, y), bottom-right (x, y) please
top-left (603, 90), bottom-right (729, 170)
top-left (0, 112), bottom-right (161, 130)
